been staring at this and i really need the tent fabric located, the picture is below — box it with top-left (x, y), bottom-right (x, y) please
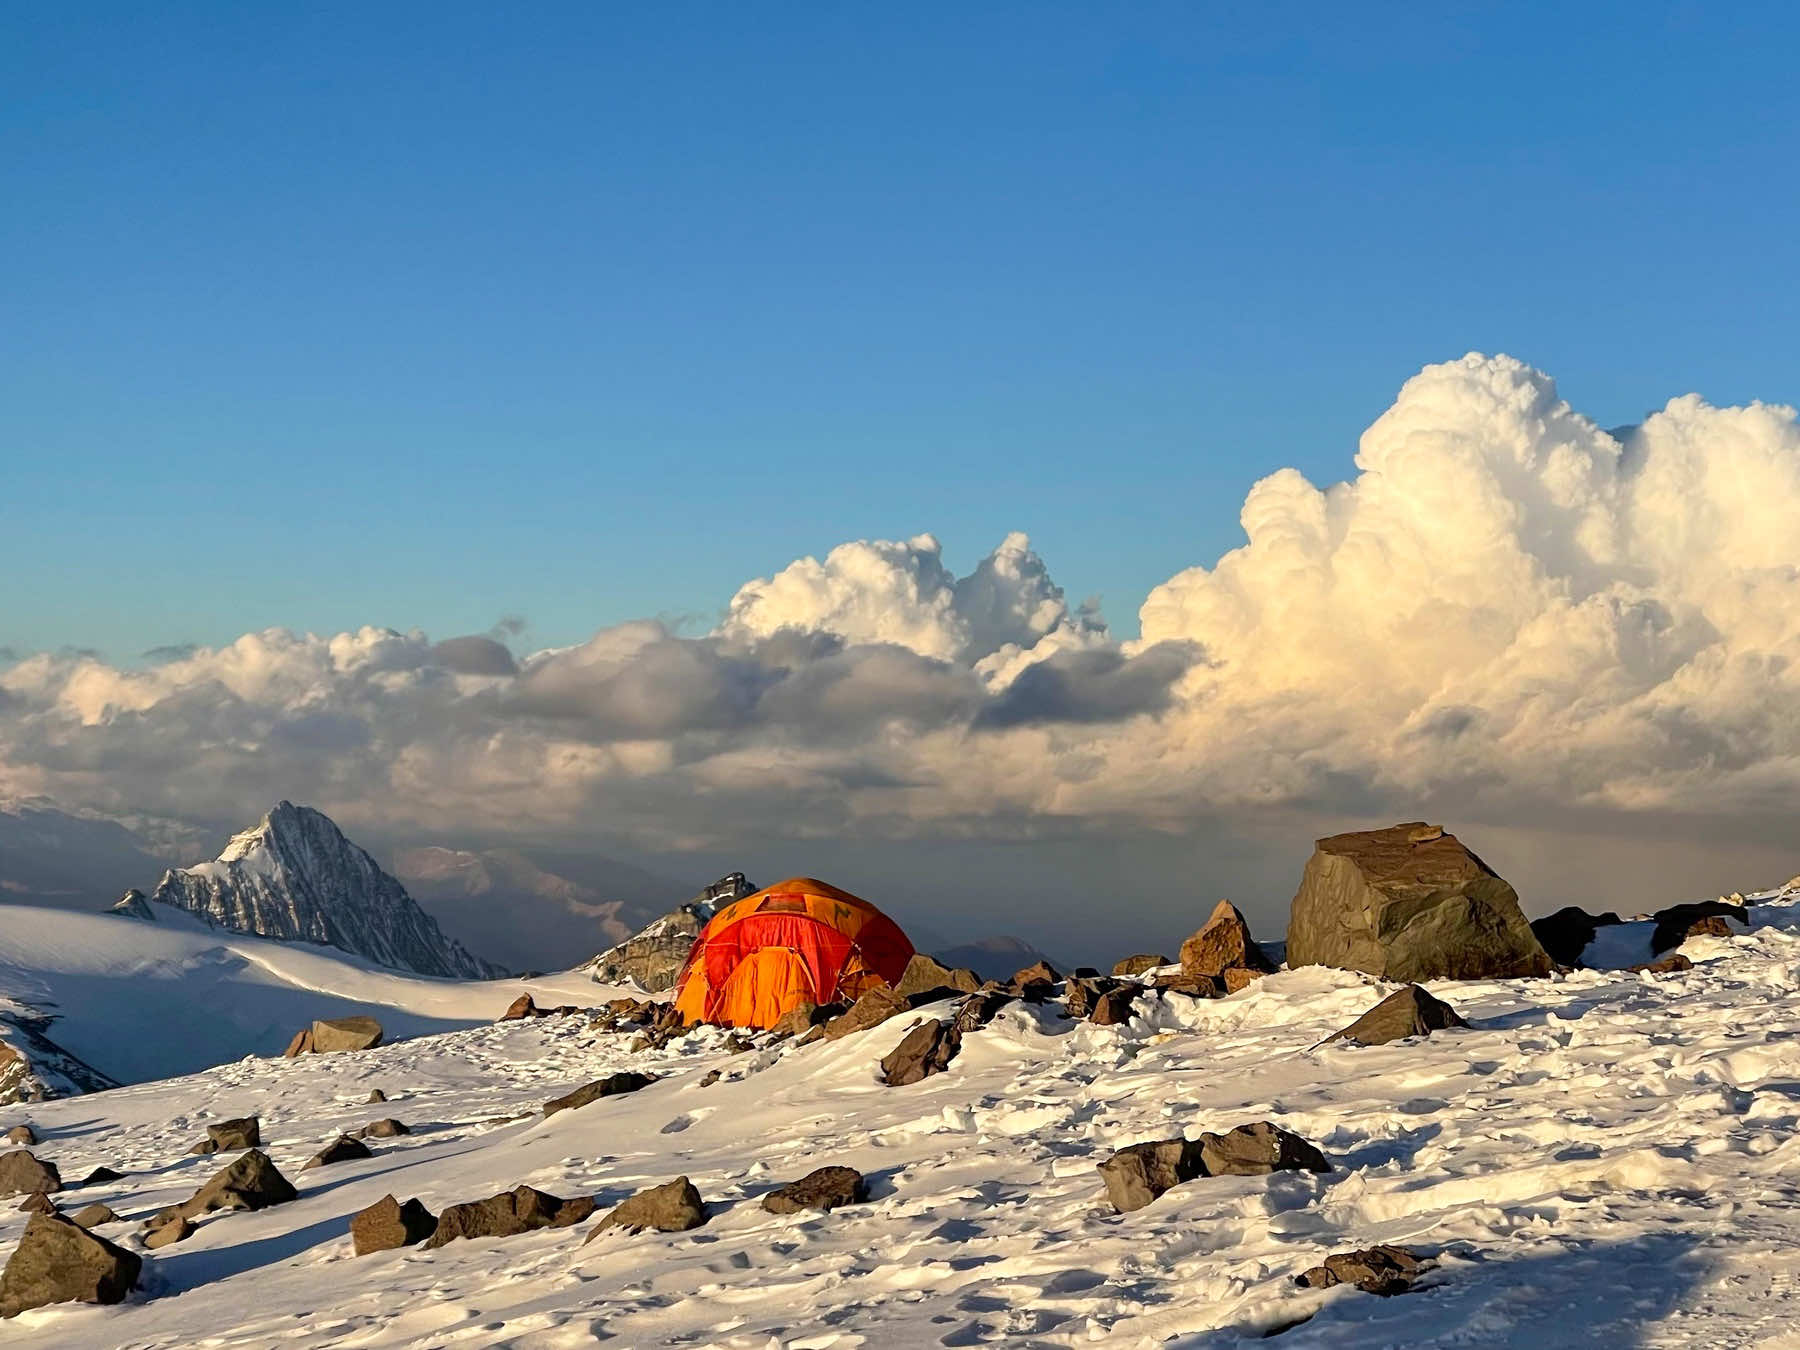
top-left (672, 877), bottom-right (915, 1028)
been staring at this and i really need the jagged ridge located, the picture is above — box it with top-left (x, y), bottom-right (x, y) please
top-left (150, 802), bottom-right (503, 980)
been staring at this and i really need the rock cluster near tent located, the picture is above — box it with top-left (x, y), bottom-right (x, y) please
top-left (1286, 823), bottom-right (1552, 981)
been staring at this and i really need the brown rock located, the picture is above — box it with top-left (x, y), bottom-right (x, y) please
top-left (302, 1135), bottom-right (373, 1170)
top-left (366, 1088), bottom-right (387, 1103)
top-left (79, 1166), bottom-right (124, 1186)
top-left (282, 1028), bottom-right (314, 1057)
top-left (762, 1165), bottom-right (867, 1214)
top-left (1297, 1244), bottom-right (1430, 1296)
top-left (1223, 967), bottom-right (1266, 993)
top-left (951, 990), bottom-right (1013, 1035)
top-left (769, 1001), bottom-right (821, 1038)
top-left (880, 1018), bottom-right (961, 1086)
top-left (188, 1139), bottom-right (218, 1156)
top-left (1180, 900), bottom-right (1277, 980)
top-left (4, 1126), bottom-right (35, 1146)
top-left (0, 1213), bottom-right (141, 1318)
top-left (352, 1118), bottom-right (411, 1139)
top-left (1325, 985), bottom-right (1468, 1047)
top-left (178, 1148), bottom-right (298, 1218)
top-left (1063, 976), bottom-right (1121, 1020)
top-left (589, 1177), bottom-right (706, 1237)
top-left (1649, 901), bottom-right (1742, 954)
top-left (1154, 971), bottom-right (1223, 998)
top-left (143, 1214), bottom-right (192, 1248)
top-left (501, 993), bottom-right (540, 1020)
top-left (1097, 1138), bottom-right (1207, 1212)
top-left (1111, 954), bottom-right (1171, 977)
top-left (1009, 961), bottom-right (1060, 1002)
top-left (349, 1193), bottom-right (438, 1254)
top-left (310, 1016), bottom-right (383, 1053)
top-left (1285, 823), bottom-right (1552, 982)
top-left (425, 1184), bottom-right (594, 1248)
top-left (0, 1150), bottom-right (61, 1197)
top-left (543, 1071), bottom-right (657, 1118)
top-left (894, 954), bottom-right (981, 998)
top-left (1197, 1122), bottom-right (1330, 1177)
top-left (822, 987), bottom-right (910, 1040)
top-left (1089, 986), bottom-right (1139, 1026)
top-left (70, 1204), bottom-right (118, 1229)
top-left (1629, 953), bottom-right (1694, 974)
top-left (206, 1116), bottom-right (261, 1150)
top-left (16, 1192), bottom-right (55, 1215)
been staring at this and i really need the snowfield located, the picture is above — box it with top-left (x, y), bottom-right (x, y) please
top-left (7, 880), bottom-right (1800, 1346)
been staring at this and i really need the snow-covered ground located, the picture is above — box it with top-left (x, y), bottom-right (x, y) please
top-left (7, 881), bottom-right (1800, 1346)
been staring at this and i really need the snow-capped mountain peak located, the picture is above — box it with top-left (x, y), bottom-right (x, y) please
top-left (150, 801), bottom-right (503, 980)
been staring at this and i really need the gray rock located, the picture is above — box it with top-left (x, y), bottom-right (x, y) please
top-left (1098, 1138), bottom-right (1207, 1212)
top-left (0, 1213), bottom-right (141, 1318)
top-left (70, 1203), bottom-right (119, 1229)
top-left (1650, 900), bottom-right (1745, 955)
top-left (302, 1135), bottom-right (373, 1170)
top-left (543, 1072), bottom-right (656, 1118)
top-left (178, 1148), bottom-right (298, 1218)
top-left (880, 1018), bottom-right (961, 1086)
top-left (349, 1194), bottom-right (438, 1254)
top-left (0, 1150), bottom-right (60, 1197)
top-left (108, 888), bottom-right (157, 920)
top-left (15, 1192), bottom-right (55, 1215)
top-left (352, 1118), bottom-right (411, 1139)
top-left (1197, 1122), bottom-right (1330, 1177)
top-left (586, 874), bottom-right (754, 991)
top-left (1296, 1244), bottom-right (1430, 1295)
top-left (822, 987), bottom-right (909, 1040)
top-left (206, 1116), bottom-right (261, 1150)
top-left (309, 1016), bottom-right (383, 1053)
top-left (590, 1177), bottom-right (706, 1236)
top-left (1285, 823), bottom-right (1551, 982)
top-left (761, 1166), bottom-right (867, 1214)
top-left (425, 1185), bottom-right (594, 1248)
top-left (1326, 984), bottom-right (1467, 1047)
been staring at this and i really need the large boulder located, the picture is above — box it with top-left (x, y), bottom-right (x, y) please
top-left (1325, 985), bottom-right (1468, 1047)
top-left (880, 1019), bottom-right (961, 1087)
top-left (894, 954), bottom-right (981, 999)
top-left (310, 1016), bottom-right (384, 1053)
top-left (822, 987), bottom-right (910, 1040)
top-left (1179, 901), bottom-right (1277, 981)
top-left (207, 1116), bottom-right (261, 1150)
top-left (350, 1194), bottom-right (438, 1254)
top-left (1530, 906), bottom-right (1623, 967)
top-left (425, 1185), bottom-right (594, 1248)
top-left (178, 1148), bottom-right (298, 1218)
top-left (1286, 823), bottom-right (1551, 981)
top-left (0, 1213), bottom-right (141, 1318)
top-left (0, 1150), bottom-right (60, 1198)
top-left (589, 1177), bottom-right (706, 1236)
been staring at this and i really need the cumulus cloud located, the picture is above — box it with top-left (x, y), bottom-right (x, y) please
top-left (3, 354), bottom-right (1797, 865)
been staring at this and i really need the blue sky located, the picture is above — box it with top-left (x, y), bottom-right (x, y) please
top-left (5, 2), bottom-right (1797, 661)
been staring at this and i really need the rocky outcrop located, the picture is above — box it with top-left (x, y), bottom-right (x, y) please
top-left (1297, 1245), bottom-right (1431, 1296)
top-left (0, 1212), bottom-right (141, 1318)
top-left (1179, 901), bottom-right (1277, 982)
top-left (426, 1185), bottom-right (594, 1248)
top-left (108, 888), bottom-right (156, 920)
top-left (1325, 985), bottom-right (1468, 1047)
top-left (586, 873), bottom-right (755, 991)
top-left (151, 801), bottom-right (501, 979)
top-left (543, 1071), bottom-right (656, 1119)
top-left (590, 1177), bottom-right (706, 1236)
top-left (0, 1010), bottom-right (118, 1107)
top-left (350, 1194), bottom-right (438, 1254)
top-left (1286, 823), bottom-right (1551, 982)
top-left (762, 1166), bottom-right (866, 1214)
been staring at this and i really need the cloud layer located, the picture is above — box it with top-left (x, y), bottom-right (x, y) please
top-left (4, 354), bottom-right (1797, 863)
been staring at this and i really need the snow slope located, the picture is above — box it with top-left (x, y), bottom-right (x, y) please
top-left (5, 878), bottom-right (1800, 1346)
top-left (0, 903), bottom-right (612, 1085)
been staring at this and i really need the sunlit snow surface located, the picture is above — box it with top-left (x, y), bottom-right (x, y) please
top-left (4, 882), bottom-right (1800, 1347)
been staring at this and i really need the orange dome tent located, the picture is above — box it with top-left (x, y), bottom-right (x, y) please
top-left (671, 877), bottom-right (915, 1029)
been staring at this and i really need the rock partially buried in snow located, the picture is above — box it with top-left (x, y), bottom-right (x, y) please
top-left (1179, 901), bottom-right (1277, 981)
top-left (1198, 1122), bottom-right (1330, 1177)
top-left (1098, 1138), bottom-right (1207, 1212)
top-left (0, 1150), bottom-right (61, 1197)
top-left (310, 1016), bottom-right (384, 1053)
top-left (366, 1088), bottom-right (387, 1103)
top-left (1089, 986), bottom-right (1139, 1025)
top-left (302, 1135), bottom-right (372, 1170)
top-left (1325, 985), bottom-right (1468, 1047)
top-left (1649, 900), bottom-right (1745, 955)
top-left (350, 1194), bottom-right (438, 1254)
top-left (880, 1018), bottom-right (961, 1086)
top-left (822, 986), bottom-right (910, 1040)
top-left (143, 1213), bottom-right (192, 1248)
top-left (1111, 953), bottom-right (1171, 977)
top-left (589, 1177), bottom-right (707, 1237)
top-left (351, 1118), bottom-right (411, 1139)
top-left (1286, 823), bottom-right (1552, 982)
top-left (426, 1185), bottom-right (594, 1248)
top-left (895, 954), bottom-right (981, 998)
top-left (79, 1166), bottom-right (124, 1186)
top-left (178, 1148), bottom-right (298, 1218)
top-left (15, 1192), bottom-right (55, 1215)
top-left (1296, 1244), bottom-right (1431, 1296)
top-left (206, 1116), bottom-right (261, 1151)
top-left (543, 1071), bottom-right (657, 1118)
top-left (70, 1203), bottom-right (118, 1229)
top-left (0, 1212), bottom-right (141, 1318)
top-left (761, 1166), bottom-right (867, 1214)
top-left (4, 1126), bottom-right (35, 1146)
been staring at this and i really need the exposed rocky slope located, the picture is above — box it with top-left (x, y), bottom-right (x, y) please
top-left (151, 803), bottom-right (502, 980)
top-left (0, 1008), bottom-right (116, 1106)
top-left (585, 873), bottom-right (755, 991)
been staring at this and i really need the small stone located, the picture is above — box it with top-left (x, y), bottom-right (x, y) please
top-left (188, 1139), bottom-right (218, 1156)
top-left (349, 1194), bottom-right (438, 1254)
top-left (1197, 1122), bottom-right (1330, 1177)
top-left (761, 1166), bottom-right (866, 1214)
top-left (143, 1214), bottom-right (192, 1248)
top-left (302, 1135), bottom-right (373, 1170)
top-left (0, 1213), bottom-right (141, 1318)
top-left (366, 1088), bottom-right (387, 1103)
top-left (1098, 1138), bottom-right (1207, 1212)
top-left (79, 1167), bottom-right (125, 1186)
top-left (1326, 985), bottom-right (1468, 1047)
top-left (4, 1126), bottom-right (35, 1146)
top-left (543, 1072), bottom-right (656, 1118)
top-left (0, 1150), bottom-right (61, 1198)
top-left (352, 1118), bottom-right (411, 1139)
top-left (16, 1192), bottom-right (55, 1215)
top-left (70, 1204), bottom-right (119, 1229)
top-left (1629, 953), bottom-right (1694, 975)
top-left (206, 1116), bottom-right (261, 1150)
top-left (589, 1177), bottom-right (706, 1237)
top-left (1297, 1244), bottom-right (1430, 1296)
